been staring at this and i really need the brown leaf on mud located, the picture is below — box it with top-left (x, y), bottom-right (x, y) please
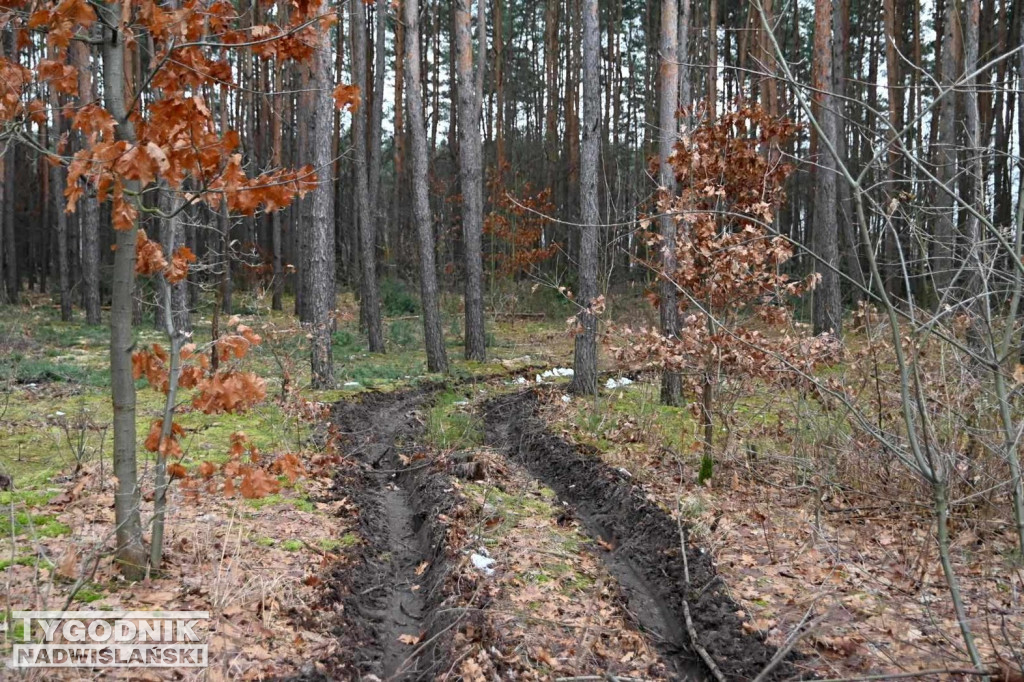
top-left (398, 633), bottom-right (421, 645)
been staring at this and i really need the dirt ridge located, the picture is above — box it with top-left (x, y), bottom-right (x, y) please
top-left (482, 389), bottom-right (808, 682)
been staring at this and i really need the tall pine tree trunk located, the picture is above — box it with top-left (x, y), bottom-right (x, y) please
top-left (353, 0), bottom-right (384, 352)
top-left (811, 0), bottom-right (841, 336)
top-left (708, 0), bottom-right (718, 119)
top-left (73, 39), bottom-right (101, 324)
top-left (932, 0), bottom-right (959, 303)
top-left (963, 0), bottom-right (983, 305)
top-left (48, 44), bottom-right (70, 322)
top-left (408, 0), bottom-right (449, 373)
top-left (456, 0), bottom-right (486, 360)
top-left (678, 0), bottom-right (692, 115)
top-left (881, 0), bottom-right (905, 298)
top-left (309, 14), bottom-right (336, 387)
top-left (830, 0), bottom-right (865, 299)
top-left (569, 0), bottom-right (600, 395)
top-left (368, 0), bottom-right (386, 243)
top-left (658, 0), bottom-right (681, 405)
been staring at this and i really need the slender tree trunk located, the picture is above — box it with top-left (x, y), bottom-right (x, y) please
top-left (565, 0), bottom-right (580, 221)
top-left (73, 40), bottom-right (101, 324)
top-left (101, 0), bottom-right (147, 580)
top-left (295, 64), bottom-right (311, 319)
top-left (457, 0), bottom-right (486, 360)
top-left (4, 140), bottom-right (15, 302)
top-left (408, 0), bottom-right (449, 373)
top-left (678, 0), bottom-right (692, 115)
top-left (963, 0), bottom-right (983, 306)
top-left (47, 44), bottom-right (71, 321)
top-left (708, 0), bottom-right (718, 120)
top-left (811, 0), bottom-right (841, 336)
top-left (932, 0), bottom-right (959, 302)
top-left (353, 0), bottom-right (384, 352)
top-left (271, 37), bottom-right (284, 311)
top-left (544, 0), bottom-right (560, 195)
top-left (658, 0), bottom-right (681, 405)
top-left (368, 0), bottom-right (386, 241)
top-left (882, 0), bottom-right (905, 298)
top-left (494, 0), bottom-right (506, 178)
top-left (830, 0), bottom-right (865, 299)
top-left (308, 15), bottom-right (337, 388)
top-left (159, 187), bottom-right (190, 333)
top-left (568, 0), bottom-right (600, 395)
top-left (393, 0), bottom-right (407, 269)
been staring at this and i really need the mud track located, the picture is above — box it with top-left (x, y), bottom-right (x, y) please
top-left (483, 389), bottom-right (806, 682)
top-left (311, 387), bottom-right (464, 680)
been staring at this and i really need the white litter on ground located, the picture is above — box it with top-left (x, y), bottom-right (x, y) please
top-left (471, 552), bottom-right (496, 576)
top-left (536, 367), bottom-right (574, 383)
top-left (343, 381), bottom-right (361, 388)
top-left (605, 377), bottom-right (634, 389)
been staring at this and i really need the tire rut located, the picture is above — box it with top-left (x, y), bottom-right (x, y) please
top-left (482, 389), bottom-right (807, 682)
top-left (310, 387), bottom-right (461, 681)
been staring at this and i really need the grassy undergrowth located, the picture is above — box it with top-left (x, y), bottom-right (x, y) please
top-left (0, 291), bottom-right (565, 526)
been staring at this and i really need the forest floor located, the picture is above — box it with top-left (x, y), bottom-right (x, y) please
top-left (0, 288), bottom-right (1021, 680)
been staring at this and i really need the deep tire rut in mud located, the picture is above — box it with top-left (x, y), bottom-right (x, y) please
top-left (312, 388), bottom-right (460, 680)
top-left (483, 389), bottom-right (806, 682)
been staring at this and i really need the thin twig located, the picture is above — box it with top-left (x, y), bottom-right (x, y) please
top-left (676, 511), bottom-right (726, 682)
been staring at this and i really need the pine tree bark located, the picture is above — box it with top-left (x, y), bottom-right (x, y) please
top-left (658, 0), bottom-right (681, 405)
top-left (963, 0), bottom-right (983, 305)
top-left (708, 0), bottom-right (718, 119)
top-left (932, 0), bottom-right (959, 302)
top-left (352, 0), bottom-right (384, 352)
top-left (811, 0), bottom-right (841, 336)
top-left (493, 0), bottom-right (506, 178)
top-left (48, 44), bottom-right (70, 321)
top-left (568, 0), bottom-right (600, 395)
top-left (882, 0), bottom-right (905, 298)
top-left (101, 0), bottom-right (147, 579)
top-left (456, 0), bottom-right (486, 360)
top-left (271, 23), bottom-right (284, 312)
top-left (309, 15), bottom-right (337, 388)
top-left (407, 0), bottom-right (449, 373)
top-left (73, 39), bottom-right (101, 324)
top-left (830, 0), bottom-right (865, 298)
top-left (678, 0), bottom-right (692, 115)
top-left (544, 0), bottom-right (560, 194)
top-left (368, 0), bottom-right (386, 238)
top-left (3, 139), bottom-right (14, 301)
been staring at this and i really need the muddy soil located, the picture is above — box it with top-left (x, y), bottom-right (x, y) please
top-left (308, 388), bottom-right (465, 680)
top-left (483, 389), bottom-right (807, 681)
